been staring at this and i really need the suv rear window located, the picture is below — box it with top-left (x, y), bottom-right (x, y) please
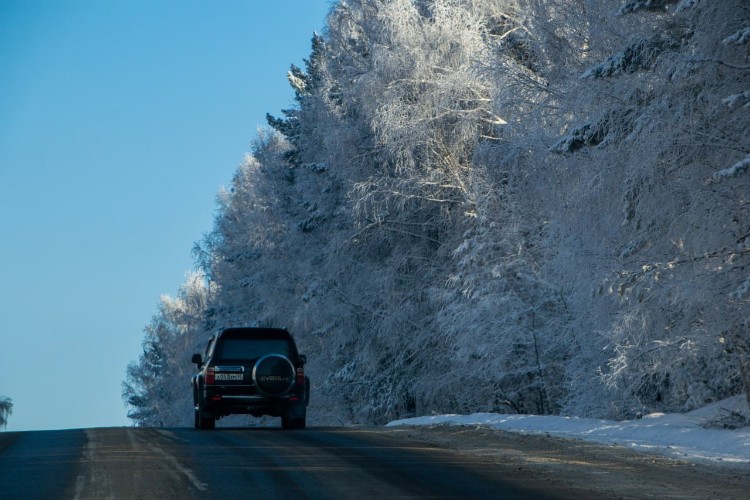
top-left (215, 338), bottom-right (290, 361)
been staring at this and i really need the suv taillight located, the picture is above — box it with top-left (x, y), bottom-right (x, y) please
top-left (296, 367), bottom-right (305, 386)
top-left (206, 366), bottom-right (215, 385)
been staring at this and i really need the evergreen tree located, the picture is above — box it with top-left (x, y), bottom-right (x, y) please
top-left (267, 33), bottom-right (327, 166)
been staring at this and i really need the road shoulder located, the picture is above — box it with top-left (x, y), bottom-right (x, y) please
top-left (383, 424), bottom-right (750, 499)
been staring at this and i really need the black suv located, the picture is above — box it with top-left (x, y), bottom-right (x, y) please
top-left (191, 327), bottom-right (309, 430)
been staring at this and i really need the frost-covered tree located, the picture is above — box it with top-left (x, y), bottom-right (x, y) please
top-left (267, 32), bottom-right (329, 166)
top-left (0, 396), bottom-right (12, 429)
top-left (123, 272), bottom-right (208, 427)
top-left (316, 0), bottom-right (568, 421)
top-left (528, 0), bottom-right (750, 418)
top-left (329, 0), bottom-right (517, 220)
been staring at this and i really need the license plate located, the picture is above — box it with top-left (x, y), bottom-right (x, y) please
top-left (215, 373), bottom-right (243, 381)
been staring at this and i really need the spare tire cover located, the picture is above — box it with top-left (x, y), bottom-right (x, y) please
top-left (252, 354), bottom-right (295, 396)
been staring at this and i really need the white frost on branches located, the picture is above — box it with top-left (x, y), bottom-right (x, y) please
top-left (713, 155), bottom-right (750, 181)
top-left (723, 27), bottom-right (750, 46)
top-left (618, 0), bottom-right (678, 16)
top-left (581, 34), bottom-right (682, 79)
top-left (674, 0), bottom-right (700, 13)
top-left (723, 91), bottom-right (750, 109)
top-left (731, 275), bottom-right (750, 300)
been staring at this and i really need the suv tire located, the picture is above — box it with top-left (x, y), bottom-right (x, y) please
top-left (281, 398), bottom-right (306, 430)
top-left (196, 407), bottom-right (215, 430)
top-left (281, 414), bottom-right (306, 430)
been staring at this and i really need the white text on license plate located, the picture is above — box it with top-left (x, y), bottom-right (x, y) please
top-left (215, 373), bottom-right (243, 381)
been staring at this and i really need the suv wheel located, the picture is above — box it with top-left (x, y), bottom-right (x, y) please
top-left (196, 407), bottom-right (215, 430)
top-left (281, 414), bottom-right (306, 430)
top-left (281, 400), bottom-right (306, 430)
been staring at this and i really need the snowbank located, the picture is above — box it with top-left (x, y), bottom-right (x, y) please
top-left (388, 396), bottom-right (750, 467)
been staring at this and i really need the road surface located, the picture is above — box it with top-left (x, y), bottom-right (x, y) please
top-left (0, 425), bottom-right (748, 498)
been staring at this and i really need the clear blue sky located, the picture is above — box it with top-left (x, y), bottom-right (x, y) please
top-left (0, 0), bottom-right (332, 431)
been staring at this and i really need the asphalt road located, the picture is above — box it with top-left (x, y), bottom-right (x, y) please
top-left (1, 425), bottom-right (748, 499)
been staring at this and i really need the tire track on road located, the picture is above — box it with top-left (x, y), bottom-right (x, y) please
top-left (73, 428), bottom-right (206, 499)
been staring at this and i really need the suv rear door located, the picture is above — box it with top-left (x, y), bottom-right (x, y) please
top-left (210, 337), bottom-right (294, 394)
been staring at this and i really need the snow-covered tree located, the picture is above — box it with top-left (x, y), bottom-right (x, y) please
top-left (532, 0), bottom-right (750, 417)
top-left (0, 396), bottom-right (12, 429)
top-left (267, 32), bottom-right (329, 166)
top-left (123, 272), bottom-right (209, 427)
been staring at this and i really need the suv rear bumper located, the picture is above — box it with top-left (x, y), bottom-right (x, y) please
top-left (199, 388), bottom-right (305, 417)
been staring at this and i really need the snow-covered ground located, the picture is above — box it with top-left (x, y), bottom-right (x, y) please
top-left (388, 396), bottom-right (750, 468)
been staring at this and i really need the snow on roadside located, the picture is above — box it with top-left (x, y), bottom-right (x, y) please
top-left (387, 396), bottom-right (750, 467)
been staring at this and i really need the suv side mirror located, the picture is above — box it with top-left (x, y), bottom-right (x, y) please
top-left (191, 353), bottom-right (203, 366)
top-left (299, 354), bottom-right (307, 365)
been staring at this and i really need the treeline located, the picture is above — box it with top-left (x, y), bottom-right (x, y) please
top-left (124, 0), bottom-right (750, 427)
